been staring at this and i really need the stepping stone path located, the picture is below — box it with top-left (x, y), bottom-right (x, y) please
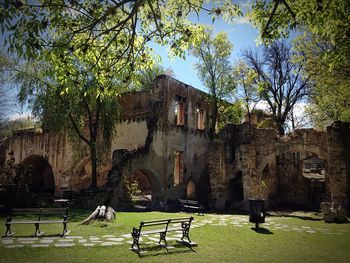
top-left (1, 213), bottom-right (347, 249)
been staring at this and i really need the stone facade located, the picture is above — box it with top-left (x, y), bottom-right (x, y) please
top-left (4, 75), bottom-right (213, 207)
top-left (3, 75), bottom-right (350, 213)
top-left (209, 122), bottom-right (350, 212)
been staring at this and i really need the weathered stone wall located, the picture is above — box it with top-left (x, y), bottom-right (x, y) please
top-left (5, 129), bottom-right (109, 193)
top-left (209, 122), bottom-right (349, 211)
top-left (110, 75), bottom-right (212, 207)
top-left (326, 122), bottom-right (350, 209)
top-left (5, 75), bottom-right (213, 205)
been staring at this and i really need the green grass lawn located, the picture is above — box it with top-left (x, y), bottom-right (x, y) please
top-left (0, 210), bottom-right (349, 263)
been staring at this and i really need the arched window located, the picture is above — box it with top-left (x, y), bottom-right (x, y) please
top-left (186, 180), bottom-right (196, 199)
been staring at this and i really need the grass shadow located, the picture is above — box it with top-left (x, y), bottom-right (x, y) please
top-left (267, 213), bottom-right (323, 222)
top-left (67, 209), bottom-right (92, 222)
top-left (251, 227), bottom-right (273, 235)
top-left (133, 242), bottom-right (196, 258)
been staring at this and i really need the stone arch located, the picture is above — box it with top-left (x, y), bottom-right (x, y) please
top-left (186, 180), bottom-right (196, 200)
top-left (129, 169), bottom-right (161, 204)
top-left (256, 142), bottom-right (329, 209)
top-left (20, 155), bottom-right (55, 193)
top-left (257, 143), bottom-right (327, 179)
top-left (261, 163), bottom-right (270, 180)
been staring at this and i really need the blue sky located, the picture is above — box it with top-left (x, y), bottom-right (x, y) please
top-left (151, 6), bottom-right (259, 92)
top-left (3, 1), bottom-right (260, 119)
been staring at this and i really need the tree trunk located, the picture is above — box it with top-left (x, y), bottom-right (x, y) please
top-left (90, 141), bottom-right (97, 188)
top-left (81, 205), bottom-right (116, 224)
top-left (106, 207), bottom-right (116, 221)
top-left (81, 206), bottom-right (101, 225)
top-left (276, 122), bottom-right (285, 136)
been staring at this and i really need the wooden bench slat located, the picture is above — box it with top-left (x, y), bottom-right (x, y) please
top-left (142, 222), bottom-right (169, 227)
top-left (141, 219), bottom-right (170, 224)
top-left (8, 221), bottom-right (41, 224)
top-left (167, 227), bottom-right (183, 232)
top-left (178, 199), bottom-right (204, 215)
top-left (3, 207), bottom-right (69, 238)
top-left (141, 229), bottom-right (167, 235)
top-left (131, 216), bottom-right (194, 254)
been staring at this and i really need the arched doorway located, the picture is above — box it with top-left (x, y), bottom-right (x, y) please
top-left (129, 170), bottom-right (154, 206)
top-left (186, 180), bottom-right (196, 200)
top-left (20, 155), bottom-right (55, 193)
top-left (229, 170), bottom-right (244, 203)
top-left (275, 151), bottom-right (328, 209)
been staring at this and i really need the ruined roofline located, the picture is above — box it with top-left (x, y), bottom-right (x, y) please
top-left (154, 74), bottom-right (210, 96)
top-left (12, 128), bottom-right (43, 136)
top-left (119, 74), bottom-right (210, 97)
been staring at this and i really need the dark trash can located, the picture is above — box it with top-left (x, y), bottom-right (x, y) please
top-left (249, 199), bottom-right (266, 228)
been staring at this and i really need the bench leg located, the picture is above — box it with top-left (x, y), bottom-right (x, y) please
top-left (181, 228), bottom-right (191, 243)
top-left (131, 229), bottom-right (141, 253)
top-left (62, 222), bottom-right (68, 237)
top-left (3, 224), bottom-right (12, 237)
top-left (34, 223), bottom-right (41, 237)
top-left (131, 237), bottom-right (140, 252)
top-left (159, 232), bottom-right (168, 250)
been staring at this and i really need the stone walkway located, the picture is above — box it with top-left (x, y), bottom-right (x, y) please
top-left (1, 214), bottom-right (347, 249)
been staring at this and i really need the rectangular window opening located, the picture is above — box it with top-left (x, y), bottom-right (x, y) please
top-left (175, 95), bottom-right (186, 126)
top-left (196, 106), bottom-right (205, 130)
top-left (174, 151), bottom-right (184, 186)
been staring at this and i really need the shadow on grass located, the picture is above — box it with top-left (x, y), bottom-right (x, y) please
top-left (67, 209), bottom-right (92, 222)
top-left (2, 233), bottom-right (65, 238)
top-left (134, 243), bottom-right (196, 258)
top-left (251, 227), bottom-right (273, 235)
top-left (267, 213), bottom-right (323, 222)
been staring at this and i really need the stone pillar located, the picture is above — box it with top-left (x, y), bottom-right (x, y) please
top-left (325, 121), bottom-right (349, 222)
top-left (208, 141), bottom-right (226, 209)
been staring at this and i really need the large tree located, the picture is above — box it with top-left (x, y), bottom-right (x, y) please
top-left (133, 63), bottom-right (175, 91)
top-left (232, 60), bottom-right (260, 123)
top-left (0, 53), bottom-right (15, 123)
top-left (191, 27), bottom-right (235, 139)
top-left (13, 39), bottom-right (131, 189)
top-left (242, 41), bottom-right (310, 135)
top-left (250, 0), bottom-right (350, 126)
top-left (1, 0), bottom-right (242, 188)
top-left (294, 33), bottom-right (350, 128)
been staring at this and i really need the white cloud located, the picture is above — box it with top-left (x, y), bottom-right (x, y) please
top-left (8, 112), bottom-right (32, 121)
top-left (232, 16), bottom-right (251, 25)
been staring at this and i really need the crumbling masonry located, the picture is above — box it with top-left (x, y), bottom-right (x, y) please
top-left (3, 75), bottom-right (350, 212)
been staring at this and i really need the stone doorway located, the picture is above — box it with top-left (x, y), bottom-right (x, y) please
top-left (228, 170), bottom-right (244, 204)
top-left (20, 155), bottom-right (55, 193)
top-left (275, 152), bottom-right (328, 209)
top-left (130, 170), bottom-right (153, 206)
top-left (186, 180), bottom-right (196, 200)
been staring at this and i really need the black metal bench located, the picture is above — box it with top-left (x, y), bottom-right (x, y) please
top-left (3, 208), bottom-right (69, 237)
top-left (178, 199), bottom-right (204, 216)
top-left (131, 217), bottom-right (195, 254)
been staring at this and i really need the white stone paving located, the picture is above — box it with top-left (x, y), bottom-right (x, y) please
top-left (32, 244), bottom-right (49, 248)
top-left (55, 243), bottom-right (76, 247)
top-left (40, 239), bottom-right (54, 244)
top-left (1, 239), bottom-right (14, 245)
top-left (1, 213), bottom-right (347, 249)
top-left (82, 243), bottom-right (95, 247)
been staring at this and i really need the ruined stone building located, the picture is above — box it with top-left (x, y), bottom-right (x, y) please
top-left (3, 75), bottom-right (350, 211)
top-left (4, 75), bottom-right (213, 207)
top-left (209, 122), bottom-right (350, 211)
